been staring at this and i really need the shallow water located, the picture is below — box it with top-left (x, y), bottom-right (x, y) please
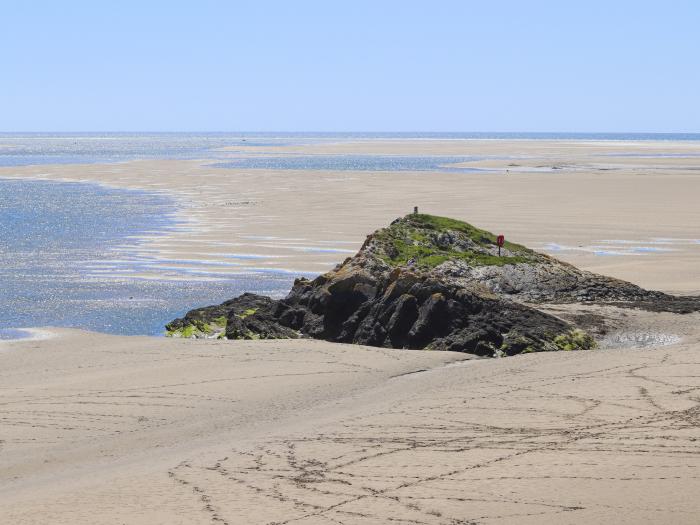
top-left (212, 154), bottom-right (483, 172)
top-left (0, 133), bottom-right (296, 167)
top-left (0, 179), bottom-right (297, 336)
top-left (600, 332), bottom-right (682, 349)
top-left (0, 328), bottom-right (33, 340)
top-left (2, 132), bottom-right (699, 168)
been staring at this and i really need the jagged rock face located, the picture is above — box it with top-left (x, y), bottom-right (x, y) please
top-left (365, 214), bottom-right (661, 303)
top-left (241, 267), bottom-right (589, 355)
top-left (166, 213), bottom-right (697, 354)
top-left (443, 261), bottom-right (660, 302)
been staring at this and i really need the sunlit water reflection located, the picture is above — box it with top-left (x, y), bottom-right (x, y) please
top-left (0, 179), bottom-right (298, 336)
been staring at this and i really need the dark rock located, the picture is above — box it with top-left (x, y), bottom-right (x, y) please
top-left (610, 295), bottom-right (700, 314)
top-left (386, 294), bottom-right (419, 347)
top-left (225, 304), bottom-right (299, 340)
top-left (167, 214), bottom-right (699, 353)
top-left (165, 292), bottom-right (275, 338)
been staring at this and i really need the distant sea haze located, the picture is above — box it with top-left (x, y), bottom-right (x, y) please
top-left (2, 131), bottom-right (700, 142)
top-left (1, 132), bottom-right (699, 169)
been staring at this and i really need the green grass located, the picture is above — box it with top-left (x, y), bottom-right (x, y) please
top-left (376, 213), bottom-right (534, 268)
top-left (408, 214), bottom-right (532, 253)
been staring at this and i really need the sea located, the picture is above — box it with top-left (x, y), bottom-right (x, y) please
top-left (1, 132), bottom-right (699, 339)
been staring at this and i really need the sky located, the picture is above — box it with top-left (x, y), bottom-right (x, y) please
top-left (1, 1), bottom-right (699, 132)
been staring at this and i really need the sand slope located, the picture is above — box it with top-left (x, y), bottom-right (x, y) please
top-left (2, 321), bottom-right (699, 524)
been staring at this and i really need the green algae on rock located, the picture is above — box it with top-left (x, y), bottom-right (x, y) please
top-left (165, 293), bottom-right (273, 339)
top-left (165, 316), bottom-right (227, 339)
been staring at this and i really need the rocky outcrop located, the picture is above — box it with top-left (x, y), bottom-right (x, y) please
top-left (166, 293), bottom-right (275, 339)
top-left (166, 213), bottom-right (698, 355)
top-left (217, 270), bottom-right (593, 355)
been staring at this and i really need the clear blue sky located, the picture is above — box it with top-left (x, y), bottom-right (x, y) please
top-left (2, 1), bottom-right (698, 132)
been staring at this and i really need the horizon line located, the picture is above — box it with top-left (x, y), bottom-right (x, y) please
top-left (1, 130), bottom-right (699, 135)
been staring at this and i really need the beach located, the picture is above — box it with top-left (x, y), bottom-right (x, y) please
top-left (1, 308), bottom-right (699, 523)
top-left (1, 139), bottom-right (699, 292)
top-left (2, 137), bottom-right (700, 523)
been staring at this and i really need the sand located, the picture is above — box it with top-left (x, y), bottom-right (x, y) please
top-left (2, 139), bottom-right (700, 523)
top-left (1, 310), bottom-right (699, 524)
top-left (1, 139), bottom-right (699, 292)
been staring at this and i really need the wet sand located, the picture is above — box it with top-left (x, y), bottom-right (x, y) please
top-left (1, 139), bottom-right (699, 292)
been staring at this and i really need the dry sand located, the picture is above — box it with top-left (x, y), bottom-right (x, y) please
top-left (1, 310), bottom-right (699, 524)
top-left (2, 139), bottom-right (700, 523)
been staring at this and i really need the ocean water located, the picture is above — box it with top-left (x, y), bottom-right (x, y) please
top-left (0, 179), bottom-right (296, 336)
top-left (2, 132), bottom-right (699, 168)
top-left (0, 132), bottom-right (298, 167)
top-left (213, 154), bottom-right (483, 172)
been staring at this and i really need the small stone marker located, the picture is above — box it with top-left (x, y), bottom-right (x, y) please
top-left (413, 206), bottom-right (419, 215)
top-left (497, 234), bottom-right (505, 256)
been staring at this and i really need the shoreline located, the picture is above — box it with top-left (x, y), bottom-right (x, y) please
top-left (0, 176), bottom-right (267, 338)
top-left (1, 138), bottom-right (699, 294)
top-left (0, 328), bottom-right (55, 344)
